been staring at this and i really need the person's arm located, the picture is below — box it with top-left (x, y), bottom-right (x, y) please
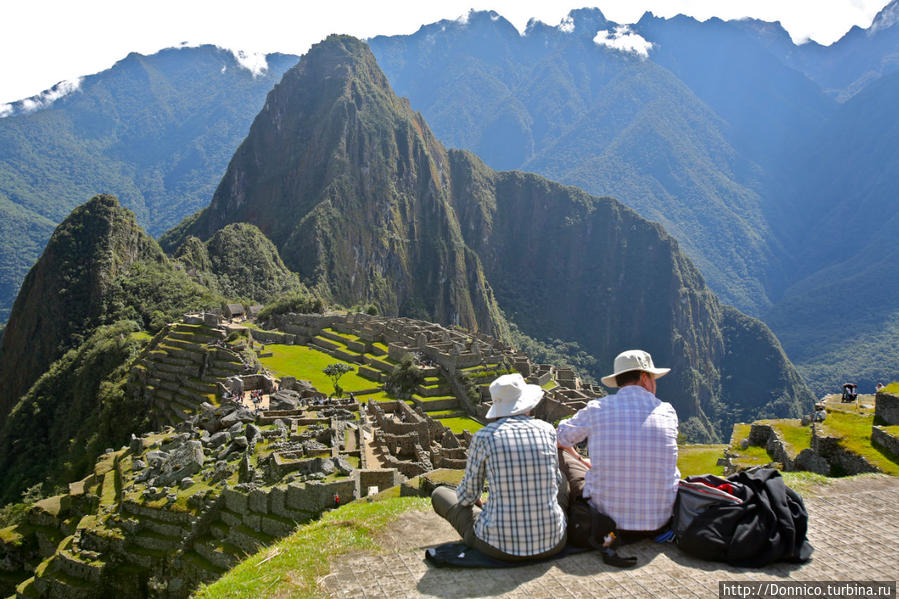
top-left (455, 434), bottom-right (487, 507)
top-left (558, 442), bottom-right (592, 468)
top-left (556, 403), bottom-right (593, 448)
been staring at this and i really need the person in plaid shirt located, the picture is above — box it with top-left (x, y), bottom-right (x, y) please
top-left (431, 373), bottom-right (567, 560)
top-left (557, 349), bottom-right (679, 535)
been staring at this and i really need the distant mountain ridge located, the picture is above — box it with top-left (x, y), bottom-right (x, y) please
top-left (366, 6), bottom-right (899, 395)
top-left (166, 35), bottom-right (814, 441)
top-left (0, 45), bottom-right (299, 322)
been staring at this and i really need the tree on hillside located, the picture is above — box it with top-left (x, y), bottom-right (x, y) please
top-left (323, 363), bottom-right (354, 398)
top-left (385, 356), bottom-right (424, 398)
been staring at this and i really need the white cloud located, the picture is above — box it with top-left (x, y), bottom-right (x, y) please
top-left (229, 49), bottom-right (268, 77)
top-left (558, 15), bottom-right (575, 33)
top-left (593, 25), bottom-right (653, 58)
top-left (3, 77), bottom-right (84, 117)
top-left (870, 0), bottom-right (899, 33)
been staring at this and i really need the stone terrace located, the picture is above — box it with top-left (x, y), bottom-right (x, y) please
top-left (320, 476), bottom-right (899, 599)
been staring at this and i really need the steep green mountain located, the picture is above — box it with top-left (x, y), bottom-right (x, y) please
top-left (0, 45), bottom-right (299, 322)
top-left (164, 36), bottom-right (507, 338)
top-left (367, 9), bottom-right (807, 315)
top-left (173, 222), bottom-right (307, 302)
top-left (0, 195), bottom-right (220, 427)
top-left (166, 35), bottom-right (813, 440)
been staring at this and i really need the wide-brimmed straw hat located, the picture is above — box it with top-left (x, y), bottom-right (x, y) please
top-left (601, 349), bottom-right (670, 388)
top-left (486, 373), bottom-right (544, 418)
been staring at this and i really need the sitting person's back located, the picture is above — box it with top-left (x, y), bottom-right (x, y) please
top-left (558, 350), bottom-right (679, 533)
top-left (431, 374), bottom-right (566, 560)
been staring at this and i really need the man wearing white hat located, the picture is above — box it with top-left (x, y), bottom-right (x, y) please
top-left (557, 349), bottom-right (679, 536)
top-left (431, 373), bottom-right (567, 560)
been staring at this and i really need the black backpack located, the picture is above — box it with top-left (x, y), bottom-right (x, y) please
top-left (567, 495), bottom-right (637, 567)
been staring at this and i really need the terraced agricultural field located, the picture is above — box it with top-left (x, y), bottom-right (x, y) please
top-left (259, 345), bottom-right (377, 394)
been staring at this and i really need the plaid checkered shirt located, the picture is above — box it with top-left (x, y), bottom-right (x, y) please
top-left (557, 385), bottom-right (680, 531)
top-left (456, 415), bottom-right (566, 556)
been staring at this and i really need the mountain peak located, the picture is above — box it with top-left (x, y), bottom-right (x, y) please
top-left (0, 195), bottom-right (164, 424)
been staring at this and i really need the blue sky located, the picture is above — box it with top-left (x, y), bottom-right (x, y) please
top-left (0, 0), bottom-right (892, 106)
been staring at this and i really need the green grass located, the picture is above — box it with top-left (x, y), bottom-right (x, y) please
top-left (438, 417), bottom-right (484, 434)
top-left (677, 444), bottom-right (726, 476)
top-left (259, 345), bottom-right (378, 394)
top-left (414, 394), bottom-right (456, 403)
top-left (0, 525), bottom-right (24, 546)
top-left (770, 420), bottom-right (812, 455)
top-left (821, 411), bottom-right (899, 475)
top-left (426, 410), bottom-right (464, 417)
top-left (780, 471), bottom-right (833, 495)
top-left (883, 382), bottom-right (899, 394)
top-left (194, 496), bottom-right (430, 599)
top-left (727, 423), bottom-right (772, 468)
top-left (541, 380), bottom-right (558, 390)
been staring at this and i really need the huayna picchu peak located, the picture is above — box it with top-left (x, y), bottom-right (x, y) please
top-left (163, 35), bottom-right (813, 442)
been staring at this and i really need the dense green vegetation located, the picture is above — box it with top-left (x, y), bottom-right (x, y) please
top-left (0, 195), bottom-right (222, 421)
top-left (0, 321), bottom-right (151, 503)
top-left (174, 223), bottom-right (309, 303)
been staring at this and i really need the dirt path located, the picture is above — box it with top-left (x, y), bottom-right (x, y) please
top-left (320, 476), bottom-right (899, 598)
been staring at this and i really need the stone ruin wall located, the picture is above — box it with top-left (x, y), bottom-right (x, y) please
top-left (743, 421), bottom-right (881, 476)
top-left (875, 392), bottom-right (899, 426)
top-left (871, 426), bottom-right (899, 458)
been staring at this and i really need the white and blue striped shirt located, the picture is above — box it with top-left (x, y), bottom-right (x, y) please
top-left (456, 415), bottom-right (566, 556)
top-left (557, 385), bottom-right (680, 531)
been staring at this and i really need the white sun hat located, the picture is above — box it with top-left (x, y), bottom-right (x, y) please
top-left (600, 349), bottom-right (670, 388)
top-left (486, 373), bottom-right (545, 419)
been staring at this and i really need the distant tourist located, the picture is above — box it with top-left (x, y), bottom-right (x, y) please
top-left (557, 349), bottom-right (679, 540)
top-left (431, 373), bottom-right (567, 561)
top-left (876, 382), bottom-right (885, 393)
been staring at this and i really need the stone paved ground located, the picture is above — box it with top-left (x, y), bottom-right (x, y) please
top-left (320, 477), bottom-right (899, 598)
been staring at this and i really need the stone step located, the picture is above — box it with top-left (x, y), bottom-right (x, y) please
top-left (311, 336), bottom-right (340, 352)
top-left (164, 336), bottom-right (208, 355)
top-left (121, 544), bottom-right (167, 570)
top-left (225, 524), bottom-right (274, 556)
top-left (173, 392), bottom-right (204, 413)
top-left (318, 329), bottom-right (352, 346)
top-left (192, 538), bottom-right (242, 572)
top-left (184, 378), bottom-right (217, 394)
top-left (54, 549), bottom-right (103, 584)
top-left (168, 330), bottom-right (217, 345)
top-left (153, 353), bottom-right (196, 367)
top-left (332, 348), bottom-right (364, 364)
top-left (178, 548), bottom-right (228, 578)
top-left (363, 356), bottom-right (395, 373)
top-left (207, 366), bottom-right (242, 379)
top-left (131, 529), bottom-right (182, 552)
top-left (37, 566), bottom-right (96, 599)
top-left (152, 388), bottom-right (174, 402)
top-left (154, 361), bottom-right (192, 375)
